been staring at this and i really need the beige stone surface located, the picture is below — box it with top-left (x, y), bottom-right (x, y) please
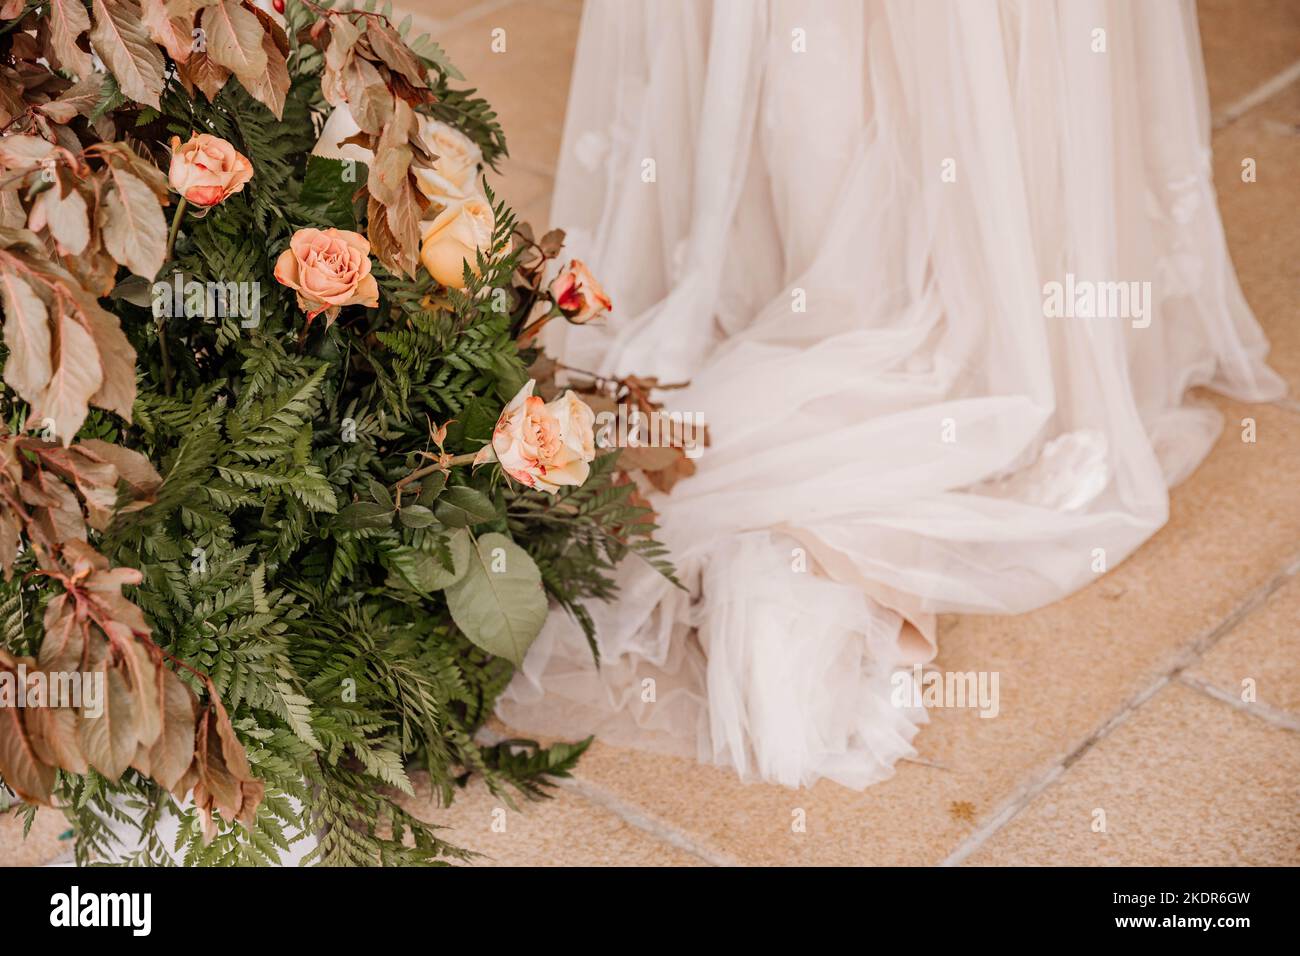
top-left (1198, 0), bottom-right (1300, 114)
top-left (0, 808), bottom-right (68, 867)
top-left (1188, 574), bottom-right (1300, 720)
top-left (399, 774), bottom-right (707, 866)
top-left (965, 683), bottom-right (1300, 865)
top-left (1212, 78), bottom-right (1300, 394)
top-left (557, 397), bottom-right (1300, 865)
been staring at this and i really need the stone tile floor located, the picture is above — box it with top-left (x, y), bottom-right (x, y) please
top-left (2, 0), bottom-right (1296, 866)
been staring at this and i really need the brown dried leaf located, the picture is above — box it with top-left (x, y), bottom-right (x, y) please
top-left (615, 444), bottom-right (684, 472)
top-left (340, 55), bottom-right (392, 133)
top-left (537, 228), bottom-right (566, 258)
top-left (0, 134), bottom-right (55, 169)
top-left (0, 268), bottom-right (52, 410)
top-left (642, 450), bottom-right (696, 494)
top-left (140, 0), bottom-right (194, 64)
top-left (38, 593), bottom-right (86, 673)
top-left (245, 18), bottom-right (290, 120)
top-left (0, 662), bottom-right (57, 804)
top-left (78, 438), bottom-right (162, 501)
top-left (31, 186), bottom-right (90, 256)
top-left (77, 660), bottom-right (138, 780)
top-left (364, 19), bottom-right (427, 89)
top-left (82, 304), bottom-right (138, 423)
top-left (177, 50), bottom-right (231, 102)
top-left (48, 0), bottom-right (95, 77)
top-left (26, 702), bottom-right (88, 775)
top-left (100, 166), bottom-right (167, 280)
top-left (202, 0), bottom-right (268, 86)
top-left (89, 0), bottom-right (166, 110)
top-left (384, 176), bottom-right (422, 278)
top-left (32, 306), bottom-right (102, 446)
top-left (142, 667), bottom-right (196, 791)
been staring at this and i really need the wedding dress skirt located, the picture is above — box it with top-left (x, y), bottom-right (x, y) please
top-left (496, 0), bottom-right (1285, 788)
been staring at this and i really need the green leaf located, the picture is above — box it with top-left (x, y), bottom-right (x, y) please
top-left (397, 504), bottom-right (435, 528)
top-left (444, 532), bottom-right (547, 665)
top-left (434, 485), bottom-right (496, 528)
top-left (367, 478), bottom-right (394, 510)
top-left (336, 501), bottom-right (394, 529)
top-left (415, 470), bottom-right (446, 505)
top-left (386, 528), bottom-right (471, 592)
top-left (299, 156), bottom-right (363, 231)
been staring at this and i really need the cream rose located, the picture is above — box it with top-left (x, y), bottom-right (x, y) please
top-left (474, 380), bottom-right (595, 493)
top-left (273, 227), bottom-right (380, 323)
top-left (168, 133), bottom-right (253, 207)
top-left (549, 259), bottom-right (612, 323)
top-left (412, 116), bottom-right (484, 203)
top-left (312, 107), bottom-right (484, 204)
top-left (420, 198), bottom-right (494, 289)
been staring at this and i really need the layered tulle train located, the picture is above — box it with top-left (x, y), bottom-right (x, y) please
top-left (497, 0), bottom-right (1285, 787)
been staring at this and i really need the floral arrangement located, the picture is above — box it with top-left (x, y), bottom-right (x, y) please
top-left (0, 0), bottom-right (679, 865)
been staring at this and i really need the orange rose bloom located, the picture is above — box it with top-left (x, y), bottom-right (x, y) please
top-left (168, 133), bottom-right (253, 207)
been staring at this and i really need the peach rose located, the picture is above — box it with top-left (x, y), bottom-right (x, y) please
top-left (168, 133), bottom-right (253, 207)
top-left (419, 198), bottom-right (494, 289)
top-left (273, 227), bottom-right (380, 323)
top-left (412, 116), bottom-right (484, 203)
top-left (474, 380), bottom-right (595, 493)
top-left (549, 259), bottom-right (611, 323)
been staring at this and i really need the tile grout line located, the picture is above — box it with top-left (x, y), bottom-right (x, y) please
top-left (553, 776), bottom-right (742, 867)
top-left (1177, 672), bottom-right (1300, 732)
top-left (940, 549), bottom-right (1300, 867)
top-left (474, 725), bottom-right (735, 865)
top-left (1212, 58), bottom-right (1300, 130)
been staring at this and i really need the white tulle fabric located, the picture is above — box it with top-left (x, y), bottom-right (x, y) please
top-left (497, 0), bottom-right (1285, 788)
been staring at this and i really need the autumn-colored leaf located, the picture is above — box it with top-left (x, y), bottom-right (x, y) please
top-left (82, 305), bottom-right (138, 423)
top-left (140, 0), bottom-right (193, 64)
top-left (48, 0), bottom-right (94, 78)
top-left (31, 186), bottom-right (90, 256)
top-left (365, 19), bottom-right (427, 89)
top-left (203, 0), bottom-right (268, 86)
top-left (385, 176), bottom-right (422, 278)
top-left (0, 135), bottom-right (55, 169)
top-left (77, 660), bottom-right (139, 780)
top-left (0, 268), bottom-right (52, 410)
top-left (31, 306), bottom-right (102, 446)
top-left (38, 594), bottom-right (85, 673)
top-left (78, 438), bottom-right (162, 501)
top-left (99, 166), bottom-right (166, 280)
top-left (140, 667), bottom-right (196, 791)
top-left (340, 55), bottom-right (392, 133)
top-left (26, 702), bottom-right (89, 776)
top-left (45, 74), bottom-right (108, 122)
top-left (177, 50), bottom-right (232, 102)
top-left (89, 0), bottom-right (166, 110)
top-left (0, 676), bottom-right (57, 804)
top-left (246, 20), bottom-right (290, 119)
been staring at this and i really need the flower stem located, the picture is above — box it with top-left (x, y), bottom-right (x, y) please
top-left (157, 198), bottom-right (188, 397)
top-left (517, 304), bottom-right (560, 344)
top-left (393, 452), bottom-right (482, 499)
top-left (164, 197), bottom-right (188, 264)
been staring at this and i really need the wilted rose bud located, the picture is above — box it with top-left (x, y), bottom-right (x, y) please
top-left (549, 259), bottom-right (611, 323)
